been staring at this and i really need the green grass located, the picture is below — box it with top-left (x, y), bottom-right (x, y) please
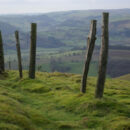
top-left (0, 71), bottom-right (130, 130)
top-left (115, 74), bottom-right (130, 81)
top-left (40, 61), bottom-right (98, 76)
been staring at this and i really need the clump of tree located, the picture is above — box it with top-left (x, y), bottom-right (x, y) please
top-left (50, 58), bottom-right (71, 72)
top-left (37, 65), bottom-right (42, 71)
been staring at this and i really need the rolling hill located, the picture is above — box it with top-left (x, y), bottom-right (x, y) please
top-left (0, 71), bottom-right (130, 129)
top-left (0, 20), bottom-right (65, 49)
top-left (1, 9), bottom-right (130, 49)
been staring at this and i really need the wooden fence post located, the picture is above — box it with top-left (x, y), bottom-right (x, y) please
top-left (15, 31), bottom-right (23, 78)
top-left (0, 31), bottom-right (5, 74)
top-left (81, 20), bottom-right (97, 93)
top-left (29, 23), bottom-right (37, 79)
top-left (95, 13), bottom-right (109, 98)
top-left (8, 57), bottom-right (11, 70)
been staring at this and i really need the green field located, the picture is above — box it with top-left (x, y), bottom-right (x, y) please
top-left (4, 48), bottom-right (99, 76)
top-left (0, 71), bottom-right (130, 129)
top-left (4, 46), bottom-right (130, 78)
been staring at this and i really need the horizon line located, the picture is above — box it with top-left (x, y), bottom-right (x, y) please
top-left (0, 8), bottom-right (130, 16)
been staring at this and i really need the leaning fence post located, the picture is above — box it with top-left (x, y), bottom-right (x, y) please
top-left (29, 23), bottom-right (37, 79)
top-left (95, 13), bottom-right (109, 98)
top-left (81, 20), bottom-right (97, 93)
top-left (15, 31), bottom-right (23, 78)
top-left (0, 31), bottom-right (5, 74)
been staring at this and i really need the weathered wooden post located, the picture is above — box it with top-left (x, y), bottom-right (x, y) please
top-left (0, 31), bottom-right (5, 74)
top-left (95, 13), bottom-right (109, 98)
top-left (81, 20), bottom-right (97, 93)
top-left (15, 31), bottom-right (23, 78)
top-left (8, 57), bottom-right (11, 70)
top-left (29, 23), bottom-right (37, 79)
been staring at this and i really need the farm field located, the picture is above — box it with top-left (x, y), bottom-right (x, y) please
top-left (4, 46), bottom-right (130, 78)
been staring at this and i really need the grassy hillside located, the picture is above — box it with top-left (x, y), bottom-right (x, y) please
top-left (115, 74), bottom-right (130, 81)
top-left (0, 71), bottom-right (130, 130)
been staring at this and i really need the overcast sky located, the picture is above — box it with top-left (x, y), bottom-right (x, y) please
top-left (0, 0), bottom-right (129, 14)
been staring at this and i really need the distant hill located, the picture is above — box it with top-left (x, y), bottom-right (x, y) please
top-left (0, 21), bottom-right (65, 49)
top-left (0, 9), bottom-right (130, 49)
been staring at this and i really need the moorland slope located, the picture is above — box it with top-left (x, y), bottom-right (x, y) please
top-left (0, 71), bottom-right (130, 129)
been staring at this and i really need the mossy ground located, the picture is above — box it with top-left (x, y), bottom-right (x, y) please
top-left (115, 74), bottom-right (130, 81)
top-left (0, 71), bottom-right (130, 130)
